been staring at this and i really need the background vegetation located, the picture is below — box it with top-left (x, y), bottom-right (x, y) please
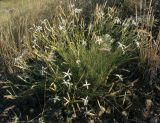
top-left (0, 0), bottom-right (160, 122)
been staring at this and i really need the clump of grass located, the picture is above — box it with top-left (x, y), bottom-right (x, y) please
top-left (10, 2), bottom-right (143, 122)
top-left (1, 0), bottom-right (160, 122)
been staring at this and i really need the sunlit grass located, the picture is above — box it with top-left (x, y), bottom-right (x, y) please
top-left (0, 0), bottom-right (54, 25)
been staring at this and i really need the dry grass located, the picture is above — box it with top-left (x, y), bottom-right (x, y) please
top-left (0, 0), bottom-right (57, 74)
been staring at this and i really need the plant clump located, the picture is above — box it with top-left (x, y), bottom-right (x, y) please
top-left (0, 0), bottom-right (160, 123)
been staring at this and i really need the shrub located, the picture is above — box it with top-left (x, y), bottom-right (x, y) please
top-left (11, 2), bottom-right (143, 122)
top-left (1, 0), bottom-right (159, 122)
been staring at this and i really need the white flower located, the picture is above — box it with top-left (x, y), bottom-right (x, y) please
top-left (104, 34), bottom-right (114, 43)
top-left (96, 36), bottom-right (103, 45)
top-left (132, 19), bottom-right (138, 26)
top-left (40, 66), bottom-right (47, 76)
top-left (115, 74), bottom-right (123, 81)
top-left (83, 80), bottom-right (91, 89)
top-left (74, 8), bottom-right (82, 14)
top-left (105, 34), bottom-right (111, 39)
top-left (33, 39), bottom-right (37, 44)
top-left (59, 25), bottom-right (66, 32)
top-left (84, 109), bottom-right (95, 117)
top-left (32, 39), bottom-right (40, 48)
top-left (118, 42), bottom-right (127, 54)
top-left (41, 19), bottom-right (47, 25)
top-left (82, 40), bottom-right (87, 46)
top-left (114, 17), bottom-right (121, 24)
top-left (35, 26), bottom-right (42, 32)
top-left (110, 39), bottom-right (114, 43)
top-left (81, 96), bottom-right (89, 106)
top-left (76, 60), bottom-right (81, 65)
top-left (135, 41), bottom-right (140, 48)
top-left (53, 95), bottom-right (61, 103)
top-left (118, 42), bottom-right (127, 48)
top-left (62, 79), bottom-right (73, 88)
top-left (63, 69), bottom-right (72, 80)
